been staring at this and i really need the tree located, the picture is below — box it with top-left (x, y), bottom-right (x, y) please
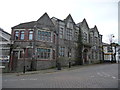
top-left (75, 27), bottom-right (83, 65)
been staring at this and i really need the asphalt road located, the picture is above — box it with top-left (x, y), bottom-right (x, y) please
top-left (2, 63), bottom-right (118, 88)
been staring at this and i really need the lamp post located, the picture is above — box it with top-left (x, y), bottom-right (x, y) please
top-left (110, 34), bottom-right (115, 63)
top-left (23, 48), bottom-right (26, 73)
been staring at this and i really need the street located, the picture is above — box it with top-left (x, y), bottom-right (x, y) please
top-left (2, 64), bottom-right (118, 88)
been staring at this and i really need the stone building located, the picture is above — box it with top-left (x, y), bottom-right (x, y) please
top-left (10, 13), bottom-right (103, 72)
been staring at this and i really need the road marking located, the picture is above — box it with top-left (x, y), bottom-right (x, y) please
top-left (97, 72), bottom-right (117, 80)
top-left (111, 76), bottom-right (116, 79)
top-left (101, 72), bottom-right (110, 77)
top-left (97, 72), bottom-right (103, 76)
top-left (20, 79), bottom-right (25, 80)
top-left (3, 79), bottom-right (18, 81)
top-left (29, 78), bottom-right (37, 80)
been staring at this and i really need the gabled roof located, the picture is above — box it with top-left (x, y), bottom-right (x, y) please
top-left (90, 25), bottom-right (99, 33)
top-left (81, 18), bottom-right (89, 29)
top-left (64, 14), bottom-right (75, 24)
top-left (12, 13), bottom-right (55, 30)
top-left (37, 13), bottom-right (54, 26)
top-left (93, 25), bottom-right (99, 34)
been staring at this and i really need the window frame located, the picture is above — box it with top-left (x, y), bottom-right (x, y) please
top-left (14, 31), bottom-right (19, 40)
top-left (28, 31), bottom-right (33, 40)
top-left (20, 31), bottom-right (25, 40)
top-left (37, 48), bottom-right (51, 60)
top-left (38, 30), bottom-right (51, 42)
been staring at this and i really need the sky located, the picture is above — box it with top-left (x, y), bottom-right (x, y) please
top-left (0, 0), bottom-right (119, 44)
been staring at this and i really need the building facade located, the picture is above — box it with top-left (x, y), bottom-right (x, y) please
top-left (10, 13), bottom-right (103, 72)
top-left (0, 28), bottom-right (11, 72)
top-left (116, 45), bottom-right (120, 63)
top-left (102, 43), bottom-right (119, 63)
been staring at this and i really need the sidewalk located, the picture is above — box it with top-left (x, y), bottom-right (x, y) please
top-left (2, 63), bottom-right (115, 76)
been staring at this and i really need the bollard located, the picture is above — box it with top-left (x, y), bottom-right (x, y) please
top-left (23, 66), bottom-right (25, 73)
top-left (57, 63), bottom-right (61, 70)
top-left (69, 62), bottom-right (71, 68)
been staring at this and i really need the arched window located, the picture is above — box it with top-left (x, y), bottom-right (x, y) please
top-left (15, 31), bottom-right (19, 40)
top-left (29, 31), bottom-right (33, 40)
top-left (20, 31), bottom-right (25, 40)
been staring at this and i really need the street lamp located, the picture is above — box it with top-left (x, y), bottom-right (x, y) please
top-left (110, 34), bottom-right (115, 63)
top-left (23, 48), bottom-right (26, 73)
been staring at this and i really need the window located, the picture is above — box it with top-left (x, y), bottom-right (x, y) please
top-left (59, 47), bottom-right (65, 57)
top-left (68, 48), bottom-right (71, 57)
top-left (75, 31), bottom-right (78, 41)
top-left (94, 37), bottom-right (97, 44)
top-left (90, 36), bottom-right (93, 44)
top-left (29, 31), bottom-right (33, 40)
top-left (53, 50), bottom-right (55, 59)
top-left (38, 31), bottom-right (51, 42)
top-left (66, 29), bottom-right (72, 40)
top-left (59, 27), bottom-right (64, 38)
top-left (37, 48), bottom-right (51, 59)
top-left (67, 22), bottom-right (73, 29)
top-left (20, 31), bottom-right (25, 40)
top-left (107, 46), bottom-right (112, 52)
top-left (53, 34), bottom-right (56, 43)
top-left (15, 31), bottom-right (19, 40)
top-left (83, 32), bottom-right (87, 42)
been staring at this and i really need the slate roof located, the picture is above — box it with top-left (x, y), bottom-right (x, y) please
top-left (12, 13), bottom-right (55, 30)
top-left (12, 21), bottom-right (36, 29)
top-left (0, 28), bottom-right (11, 35)
top-left (0, 36), bottom-right (8, 42)
top-left (64, 14), bottom-right (76, 24)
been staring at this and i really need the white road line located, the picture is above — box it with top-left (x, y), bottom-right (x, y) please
top-left (101, 72), bottom-right (110, 77)
top-left (97, 72), bottom-right (103, 76)
top-left (97, 72), bottom-right (117, 80)
top-left (111, 76), bottom-right (116, 79)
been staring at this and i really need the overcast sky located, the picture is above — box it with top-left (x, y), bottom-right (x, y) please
top-left (0, 0), bottom-right (119, 43)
